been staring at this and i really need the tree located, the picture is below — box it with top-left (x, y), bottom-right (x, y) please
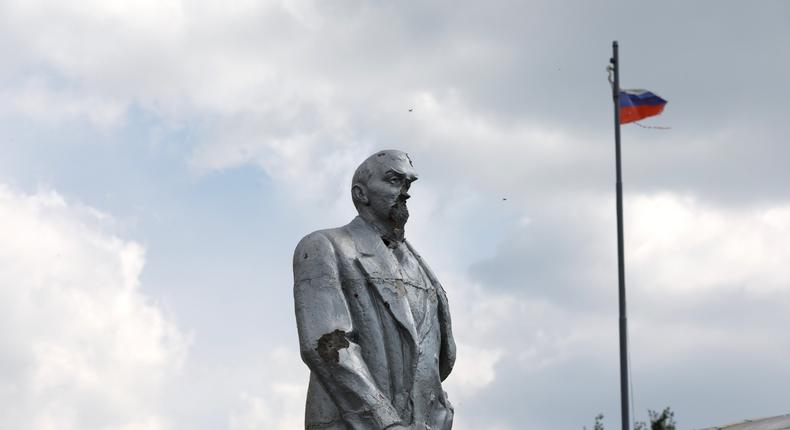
top-left (584, 413), bottom-right (606, 430)
top-left (588, 407), bottom-right (676, 430)
top-left (647, 407), bottom-right (676, 430)
top-left (594, 414), bottom-right (605, 430)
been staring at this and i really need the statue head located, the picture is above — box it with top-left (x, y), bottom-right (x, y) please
top-left (351, 150), bottom-right (419, 242)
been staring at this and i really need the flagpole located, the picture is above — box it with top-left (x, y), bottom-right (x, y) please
top-left (610, 40), bottom-right (630, 430)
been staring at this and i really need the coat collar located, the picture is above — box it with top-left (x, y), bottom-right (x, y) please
top-left (348, 216), bottom-right (392, 258)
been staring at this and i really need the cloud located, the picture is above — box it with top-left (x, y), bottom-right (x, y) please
top-left (3, 1), bottom-right (790, 428)
top-left (227, 346), bottom-right (307, 430)
top-left (447, 190), bottom-right (790, 428)
top-left (0, 77), bottom-right (127, 127)
top-left (0, 185), bottom-right (188, 430)
top-left (447, 342), bottom-right (504, 399)
top-left (3, 0), bottom-right (788, 207)
top-left (228, 384), bottom-right (305, 430)
top-left (627, 193), bottom-right (790, 294)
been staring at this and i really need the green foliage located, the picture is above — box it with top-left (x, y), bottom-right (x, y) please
top-left (594, 414), bottom-right (605, 430)
top-left (587, 407), bottom-right (676, 430)
top-left (584, 414), bottom-right (606, 430)
top-left (647, 407), bottom-right (676, 430)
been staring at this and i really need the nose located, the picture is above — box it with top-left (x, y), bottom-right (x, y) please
top-left (401, 191), bottom-right (411, 200)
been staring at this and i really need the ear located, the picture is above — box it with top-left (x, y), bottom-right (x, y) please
top-left (352, 184), bottom-right (369, 205)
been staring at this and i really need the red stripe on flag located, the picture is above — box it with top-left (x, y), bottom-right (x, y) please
top-left (620, 104), bottom-right (665, 124)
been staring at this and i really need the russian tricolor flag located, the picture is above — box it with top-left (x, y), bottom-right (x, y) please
top-left (619, 89), bottom-right (667, 124)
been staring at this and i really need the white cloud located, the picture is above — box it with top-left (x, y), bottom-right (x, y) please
top-left (2, 0), bottom-right (602, 202)
top-left (0, 185), bottom-right (188, 430)
top-left (228, 347), bottom-right (307, 430)
top-left (626, 193), bottom-right (790, 294)
top-left (430, 191), bottom-right (790, 428)
top-left (229, 385), bottom-right (305, 430)
top-left (3, 1), bottom-right (790, 428)
top-left (0, 77), bottom-right (127, 127)
top-left (448, 343), bottom-right (504, 398)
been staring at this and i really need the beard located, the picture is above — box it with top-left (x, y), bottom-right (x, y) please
top-left (386, 197), bottom-right (409, 243)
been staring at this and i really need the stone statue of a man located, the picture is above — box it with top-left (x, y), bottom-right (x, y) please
top-left (293, 150), bottom-right (456, 429)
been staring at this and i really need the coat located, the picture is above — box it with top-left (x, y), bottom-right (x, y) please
top-left (293, 216), bottom-right (456, 429)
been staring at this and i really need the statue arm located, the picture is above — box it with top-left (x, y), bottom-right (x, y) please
top-left (293, 232), bottom-right (402, 429)
top-left (436, 282), bottom-right (456, 382)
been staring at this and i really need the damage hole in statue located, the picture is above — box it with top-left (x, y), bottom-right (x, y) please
top-left (316, 329), bottom-right (350, 363)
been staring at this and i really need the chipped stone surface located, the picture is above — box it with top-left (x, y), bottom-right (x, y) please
top-left (293, 150), bottom-right (456, 429)
top-left (316, 330), bottom-right (349, 363)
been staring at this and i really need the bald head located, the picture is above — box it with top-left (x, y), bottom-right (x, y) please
top-left (351, 150), bottom-right (418, 210)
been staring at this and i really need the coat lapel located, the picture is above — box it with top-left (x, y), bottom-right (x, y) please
top-left (349, 217), bottom-right (418, 344)
top-left (405, 239), bottom-right (456, 380)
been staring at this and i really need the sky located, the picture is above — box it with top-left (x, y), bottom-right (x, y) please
top-left (1, 1), bottom-right (789, 429)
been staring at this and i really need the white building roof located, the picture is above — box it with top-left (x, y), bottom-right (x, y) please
top-left (702, 414), bottom-right (790, 430)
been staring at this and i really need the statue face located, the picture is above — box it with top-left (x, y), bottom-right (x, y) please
top-left (358, 152), bottom-right (418, 240)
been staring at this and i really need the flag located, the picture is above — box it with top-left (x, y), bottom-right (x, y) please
top-left (619, 89), bottom-right (667, 124)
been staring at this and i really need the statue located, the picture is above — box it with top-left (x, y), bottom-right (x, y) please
top-left (293, 150), bottom-right (456, 429)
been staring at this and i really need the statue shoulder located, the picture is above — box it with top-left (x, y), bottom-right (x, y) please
top-left (292, 225), bottom-right (353, 266)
